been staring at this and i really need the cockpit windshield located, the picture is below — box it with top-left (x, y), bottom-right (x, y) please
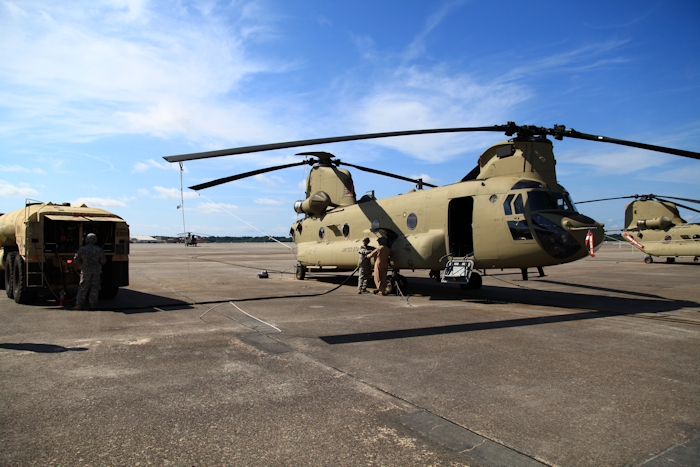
top-left (527, 191), bottom-right (578, 213)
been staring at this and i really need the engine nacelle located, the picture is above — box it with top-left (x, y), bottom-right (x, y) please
top-left (637, 216), bottom-right (672, 230)
top-left (294, 191), bottom-right (332, 216)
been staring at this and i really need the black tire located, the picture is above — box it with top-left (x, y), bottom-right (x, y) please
top-left (392, 274), bottom-right (408, 296)
top-left (295, 265), bottom-right (306, 280)
top-left (644, 256), bottom-right (653, 264)
top-left (5, 252), bottom-right (16, 299)
top-left (99, 285), bottom-right (119, 299)
top-left (460, 271), bottom-right (483, 290)
top-left (12, 255), bottom-right (36, 304)
top-left (666, 257), bottom-right (676, 264)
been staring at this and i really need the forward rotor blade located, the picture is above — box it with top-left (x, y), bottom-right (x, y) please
top-left (189, 161), bottom-right (310, 191)
top-left (555, 128), bottom-right (700, 160)
top-left (164, 126), bottom-right (508, 163)
top-left (339, 162), bottom-right (438, 188)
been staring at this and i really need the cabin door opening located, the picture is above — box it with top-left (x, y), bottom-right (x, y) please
top-left (448, 197), bottom-right (474, 257)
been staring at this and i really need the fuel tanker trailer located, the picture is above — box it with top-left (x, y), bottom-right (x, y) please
top-left (0, 201), bottom-right (130, 304)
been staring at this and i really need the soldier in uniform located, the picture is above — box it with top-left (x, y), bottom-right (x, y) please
top-left (73, 233), bottom-right (106, 310)
top-left (357, 237), bottom-right (374, 294)
top-left (367, 237), bottom-right (391, 296)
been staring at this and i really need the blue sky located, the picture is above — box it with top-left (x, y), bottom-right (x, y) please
top-left (2, 0), bottom-right (699, 237)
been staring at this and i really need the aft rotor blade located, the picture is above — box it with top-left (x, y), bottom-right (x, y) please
top-left (189, 161), bottom-right (310, 191)
top-left (339, 162), bottom-right (438, 188)
top-left (164, 125), bottom-right (508, 163)
top-left (654, 197), bottom-right (700, 214)
top-left (575, 195), bottom-right (638, 204)
top-left (556, 128), bottom-right (700, 160)
top-left (653, 195), bottom-right (700, 205)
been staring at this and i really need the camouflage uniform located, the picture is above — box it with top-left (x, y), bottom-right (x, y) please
top-left (357, 239), bottom-right (374, 293)
top-left (73, 235), bottom-right (106, 309)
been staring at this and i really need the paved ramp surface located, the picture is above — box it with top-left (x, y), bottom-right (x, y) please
top-left (1, 243), bottom-right (698, 466)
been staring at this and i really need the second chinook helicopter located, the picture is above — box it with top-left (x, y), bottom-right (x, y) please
top-left (164, 122), bottom-right (699, 292)
top-left (578, 194), bottom-right (700, 264)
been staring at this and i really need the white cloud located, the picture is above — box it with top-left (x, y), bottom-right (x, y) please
top-left (153, 186), bottom-right (199, 199)
top-left (133, 159), bottom-right (184, 173)
top-left (196, 202), bottom-right (238, 214)
top-left (136, 188), bottom-right (149, 196)
top-left (0, 0), bottom-right (292, 144)
top-left (346, 66), bottom-right (529, 162)
top-left (72, 197), bottom-right (129, 208)
top-left (0, 180), bottom-right (39, 197)
top-left (253, 174), bottom-right (287, 186)
top-left (255, 198), bottom-right (283, 205)
top-left (409, 173), bottom-right (439, 185)
top-left (0, 164), bottom-right (45, 174)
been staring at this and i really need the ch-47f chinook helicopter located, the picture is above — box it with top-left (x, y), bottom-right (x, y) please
top-left (577, 194), bottom-right (700, 264)
top-left (164, 122), bottom-right (700, 292)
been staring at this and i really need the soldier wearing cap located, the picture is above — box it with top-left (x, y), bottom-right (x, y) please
top-left (357, 237), bottom-right (374, 294)
top-left (73, 233), bottom-right (106, 310)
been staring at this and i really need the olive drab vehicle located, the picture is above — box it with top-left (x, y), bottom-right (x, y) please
top-left (578, 194), bottom-right (700, 264)
top-left (164, 122), bottom-right (700, 293)
top-left (0, 201), bottom-right (130, 304)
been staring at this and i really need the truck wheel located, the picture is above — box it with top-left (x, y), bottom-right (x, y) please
top-left (12, 256), bottom-right (36, 304)
top-left (5, 252), bottom-right (16, 299)
top-left (99, 285), bottom-right (119, 299)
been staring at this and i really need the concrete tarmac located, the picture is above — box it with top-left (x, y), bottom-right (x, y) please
top-left (1, 242), bottom-right (698, 466)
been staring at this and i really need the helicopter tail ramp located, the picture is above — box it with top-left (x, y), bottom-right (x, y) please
top-left (0, 202), bottom-right (130, 304)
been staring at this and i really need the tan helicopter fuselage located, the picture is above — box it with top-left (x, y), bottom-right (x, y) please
top-left (290, 139), bottom-right (604, 273)
top-left (622, 199), bottom-right (700, 259)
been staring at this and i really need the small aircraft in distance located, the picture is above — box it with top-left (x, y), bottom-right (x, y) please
top-left (175, 232), bottom-right (207, 246)
top-left (577, 194), bottom-right (700, 264)
top-left (164, 123), bottom-right (700, 293)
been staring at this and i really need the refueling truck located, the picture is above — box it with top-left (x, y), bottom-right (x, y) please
top-left (0, 201), bottom-right (129, 304)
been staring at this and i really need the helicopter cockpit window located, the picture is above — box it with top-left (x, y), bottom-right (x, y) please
top-left (513, 194), bottom-right (525, 214)
top-left (319, 227), bottom-right (325, 239)
top-left (526, 191), bottom-right (579, 213)
top-left (407, 213), bottom-right (418, 230)
top-left (342, 223), bottom-right (350, 237)
top-left (694, 234), bottom-right (700, 240)
top-left (503, 194), bottom-right (514, 215)
top-left (512, 180), bottom-right (545, 190)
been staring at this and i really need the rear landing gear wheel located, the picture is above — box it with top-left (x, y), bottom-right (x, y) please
top-left (295, 265), bottom-right (306, 280)
top-left (666, 257), bottom-right (676, 264)
top-left (388, 274), bottom-right (408, 296)
top-left (459, 271), bottom-right (482, 290)
top-left (644, 256), bottom-right (653, 264)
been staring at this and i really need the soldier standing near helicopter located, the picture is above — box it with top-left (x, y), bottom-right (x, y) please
top-left (368, 237), bottom-right (390, 296)
top-left (357, 237), bottom-right (374, 293)
top-left (73, 233), bottom-right (106, 310)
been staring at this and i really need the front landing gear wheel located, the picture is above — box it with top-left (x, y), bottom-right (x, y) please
top-left (459, 271), bottom-right (482, 290)
top-left (644, 256), bottom-right (653, 264)
top-left (295, 265), bottom-right (306, 280)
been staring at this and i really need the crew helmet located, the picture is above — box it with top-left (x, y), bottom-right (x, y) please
top-left (86, 233), bottom-right (97, 244)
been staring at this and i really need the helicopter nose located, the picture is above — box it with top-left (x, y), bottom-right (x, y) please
top-left (562, 215), bottom-right (605, 247)
top-left (530, 213), bottom-right (603, 259)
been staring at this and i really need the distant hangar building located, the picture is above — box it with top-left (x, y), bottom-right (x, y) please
top-left (130, 236), bottom-right (160, 243)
